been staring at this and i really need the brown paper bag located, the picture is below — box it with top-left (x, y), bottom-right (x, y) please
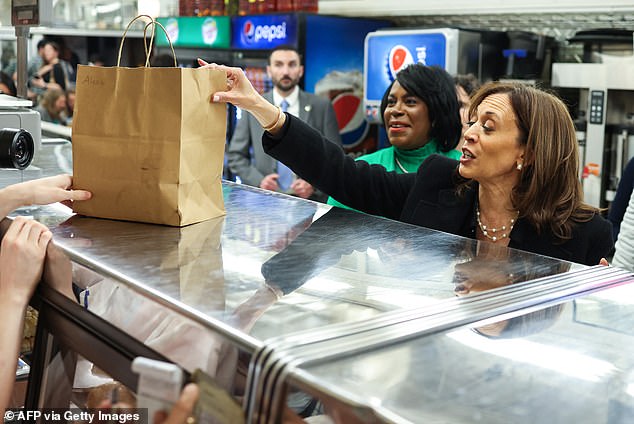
top-left (72, 16), bottom-right (226, 226)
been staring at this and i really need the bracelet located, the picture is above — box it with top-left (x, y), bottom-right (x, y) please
top-left (264, 283), bottom-right (283, 300)
top-left (262, 106), bottom-right (283, 133)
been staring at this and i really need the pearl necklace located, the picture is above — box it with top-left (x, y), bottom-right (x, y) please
top-left (476, 204), bottom-right (519, 242)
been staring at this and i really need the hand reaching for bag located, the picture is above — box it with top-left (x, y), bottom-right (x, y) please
top-left (197, 59), bottom-right (283, 132)
top-left (1, 174), bottom-right (92, 213)
top-left (197, 59), bottom-right (259, 109)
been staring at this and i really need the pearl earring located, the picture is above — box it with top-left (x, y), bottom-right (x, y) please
top-left (517, 163), bottom-right (523, 171)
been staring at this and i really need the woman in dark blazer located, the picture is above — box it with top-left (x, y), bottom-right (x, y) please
top-left (201, 60), bottom-right (612, 266)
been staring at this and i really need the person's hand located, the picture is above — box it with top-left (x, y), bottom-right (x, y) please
top-left (0, 217), bottom-right (52, 307)
top-left (290, 179), bottom-right (314, 199)
top-left (5, 174), bottom-right (91, 210)
top-left (37, 64), bottom-right (54, 76)
top-left (153, 383), bottom-right (199, 424)
top-left (197, 59), bottom-right (260, 110)
top-left (30, 76), bottom-right (47, 89)
top-left (260, 174), bottom-right (281, 192)
top-left (197, 59), bottom-right (281, 130)
top-left (599, 258), bottom-right (609, 266)
top-left (96, 383), bottom-right (199, 424)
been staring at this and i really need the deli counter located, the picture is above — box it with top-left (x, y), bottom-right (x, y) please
top-left (5, 139), bottom-right (634, 423)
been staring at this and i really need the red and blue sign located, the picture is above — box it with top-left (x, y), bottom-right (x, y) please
top-left (364, 29), bottom-right (456, 123)
top-left (332, 93), bottom-right (369, 149)
top-left (231, 14), bottom-right (297, 50)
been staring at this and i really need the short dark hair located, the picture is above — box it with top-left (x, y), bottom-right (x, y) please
top-left (454, 73), bottom-right (481, 96)
top-left (380, 64), bottom-right (462, 152)
top-left (268, 45), bottom-right (302, 65)
top-left (36, 39), bottom-right (47, 50)
top-left (0, 71), bottom-right (17, 96)
top-left (43, 40), bottom-right (60, 52)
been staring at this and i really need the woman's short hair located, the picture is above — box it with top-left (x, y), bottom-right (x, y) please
top-left (380, 64), bottom-right (462, 152)
top-left (468, 82), bottom-right (596, 241)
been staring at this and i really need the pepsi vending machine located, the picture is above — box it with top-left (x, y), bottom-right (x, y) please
top-left (231, 13), bottom-right (391, 156)
top-left (364, 28), bottom-right (482, 125)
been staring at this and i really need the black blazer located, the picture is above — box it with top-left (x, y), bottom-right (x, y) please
top-left (264, 114), bottom-right (613, 266)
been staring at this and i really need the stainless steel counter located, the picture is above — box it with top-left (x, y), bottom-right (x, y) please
top-left (4, 139), bottom-right (586, 355)
top-left (284, 277), bottom-right (634, 423)
top-left (6, 139), bottom-right (632, 422)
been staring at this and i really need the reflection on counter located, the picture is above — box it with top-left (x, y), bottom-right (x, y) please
top-left (290, 280), bottom-right (634, 424)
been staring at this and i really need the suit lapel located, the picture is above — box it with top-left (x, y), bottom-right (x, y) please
top-left (298, 90), bottom-right (311, 122)
top-left (263, 91), bottom-right (274, 105)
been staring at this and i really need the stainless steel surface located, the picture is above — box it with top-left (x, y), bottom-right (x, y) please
top-left (6, 140), bottom-right (614, 421)
top-left (1, 140), bottom-right (582, 358)
top-left (289, 273), bottom-right (634, 423)
top-left (255, 266), bottom-right (634, 423)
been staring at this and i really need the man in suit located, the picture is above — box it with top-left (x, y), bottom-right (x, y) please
top-left (227, 45), bottom-right (342, 202)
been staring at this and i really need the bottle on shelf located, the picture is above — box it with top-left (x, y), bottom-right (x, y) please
top-left (257, 0), bottom-right (276, 13)
top-left (306, 0), bottom-right (318, 12)
top-left (225, 0), bottom-right (239, 15)
top-left (179, 0), bottom-right (193, 16)
top-left (238, 0), bottom-right (250, 15)
top-left (210, 0), bottom-right (225, 15)
top-left (198, 0), bottom-right (211, 15)
top-left (276, 0), bottom-right (294, 12)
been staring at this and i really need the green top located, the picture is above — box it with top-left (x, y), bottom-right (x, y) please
top-left (327, 139), bottom-right (462, 211)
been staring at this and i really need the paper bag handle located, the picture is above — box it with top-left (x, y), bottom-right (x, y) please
top-left (117, 15), bottom-right (177, 68)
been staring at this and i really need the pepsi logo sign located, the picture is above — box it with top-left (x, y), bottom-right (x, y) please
top-left (332, 93), bottom-right (369, 149)
top-left (243, 20), bottom-right (255, 43)
top-left (242, 21), bottom-right (287, 44)
top-left (388, 45), bottom-right (414, 80)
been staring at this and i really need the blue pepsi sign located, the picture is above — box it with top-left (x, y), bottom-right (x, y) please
top-left (231, 14), bottom-right (298, 50)
top-left (364, 29), bottom-right (459, 123)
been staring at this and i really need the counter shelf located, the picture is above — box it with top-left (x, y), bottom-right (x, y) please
top-left (251, 265), bottom-right (634, 423)
top-left (276, 272), bottom-right (634, 424)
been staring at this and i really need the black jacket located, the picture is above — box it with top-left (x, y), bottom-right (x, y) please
top-left (263, 114), bottom-right (613, 266)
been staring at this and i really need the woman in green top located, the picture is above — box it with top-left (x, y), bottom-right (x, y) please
top-left (328, 64), bottom-right (463, 210)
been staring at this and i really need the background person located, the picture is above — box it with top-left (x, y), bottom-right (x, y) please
top-left (35, 88), bottom-right (69, 125)
top-left (204, 62), bottom-right (612, 266)
top-left (608, 156), bottom-right (634, 241)
top-left (226, 45), bottom-right (342, 202)
top-left (612, 189), bottom-right (634, 271)
top-left (454, 73), bottom-right (481, 150)
top-left (29, 40), bottom-right (72, 94)
top-left (327, 64), bottom-right (462, 211)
